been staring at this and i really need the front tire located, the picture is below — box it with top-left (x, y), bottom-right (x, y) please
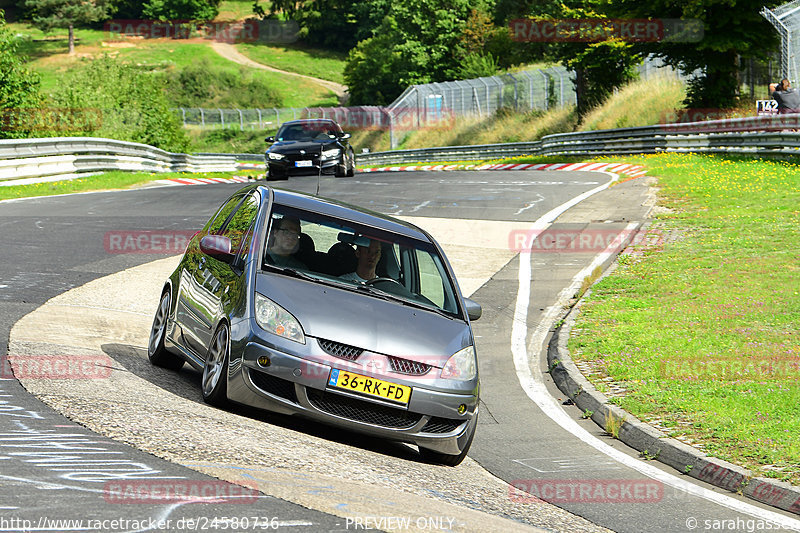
top-left (202, 322), bottom-right (230, 406)
top-left (148, 291), bottom-right (184, 370)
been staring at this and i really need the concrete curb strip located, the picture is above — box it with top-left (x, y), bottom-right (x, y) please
top-left (547, 289), bottom-right (800, 516)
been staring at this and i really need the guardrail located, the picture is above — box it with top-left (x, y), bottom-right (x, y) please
top-left (0, 137), bottom-right (237, 182)
top-left (4, 115), bottom-right (800, 182)
top-left (355, 115), bottom-right (800, 166)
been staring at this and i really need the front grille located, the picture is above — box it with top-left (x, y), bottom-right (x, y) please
top-left (421, 416), bottom-right (463, 434)
top-left (249, 369), bottom-right (298, 403)
top-left (306, 388), bottom-right (420, 429)
top-left (318, 339), bottom-right (363, 361)
top-left (387, 356), bottom-right (432, 375)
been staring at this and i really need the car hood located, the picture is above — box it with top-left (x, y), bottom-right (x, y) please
top-left (268, 140), bottom-right (337, 153)
top-left (255, 273), bottom-right (472, 366)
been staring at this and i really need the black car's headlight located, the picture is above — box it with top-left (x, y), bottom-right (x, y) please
top-left (267, 152), bottom-right (285, 160)
top-left (255, 293), bottom-right (305, 344)
top-left (321, 148), bottom-right (341, 160)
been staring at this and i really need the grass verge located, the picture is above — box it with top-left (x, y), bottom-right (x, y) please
top-left (0, 170), bottom-right (259, 201)
top-left (564, 153), bottom-right (800, 484)
top-left (235, 42), bottom-right (346, 84)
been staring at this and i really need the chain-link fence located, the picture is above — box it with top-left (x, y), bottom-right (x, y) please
top-left (762, 1), bottom-right (800, 85)
top-left (175, 57), bottom-right (685, 147)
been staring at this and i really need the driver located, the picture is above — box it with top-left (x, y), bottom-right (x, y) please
top-left (340, 239), bottom-right (381, 283)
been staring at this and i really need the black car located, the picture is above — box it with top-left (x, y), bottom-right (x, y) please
top-left (265, 118), bottom-right (356, 180)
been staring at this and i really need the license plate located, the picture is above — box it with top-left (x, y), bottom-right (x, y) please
top-left (328, 369), bottom-right (411, 405)
top-left (295, 160), bottom-right (312, 167)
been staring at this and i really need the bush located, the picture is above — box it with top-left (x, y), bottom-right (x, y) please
top-left (164, 59), bottom-right (281, 108)
top-left (0, 9), bottom-right (43, 139)
top-left (51, 56), bottom-right (189, 152)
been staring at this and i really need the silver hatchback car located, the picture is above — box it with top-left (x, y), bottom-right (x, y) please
top-left (148, 185), bottom-right (481, 465)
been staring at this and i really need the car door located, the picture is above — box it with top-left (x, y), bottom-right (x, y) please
top-left (177, 193), bottom-right (245, 358)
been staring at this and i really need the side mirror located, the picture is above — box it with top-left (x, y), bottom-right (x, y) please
top-left (265, 136), bottom-right (275, 143)
top-left (200, 235), bottom-right (234, 263)
top-left (463, 298), bottom-right (482, 321)
top-left (339, 132), bottom-right (351, 140)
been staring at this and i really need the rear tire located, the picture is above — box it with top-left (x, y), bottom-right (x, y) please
top-left (418, 414), bottom-right (477, 467)
top-left (202, 322), bottom-right (230, 406)
top-left (148, 291), bottom-right (184, 370)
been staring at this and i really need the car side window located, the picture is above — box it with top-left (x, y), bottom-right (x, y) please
top-left (221, 193), bottom-right (260, 259)
top-left (205, 194), bottom-right (245, 235)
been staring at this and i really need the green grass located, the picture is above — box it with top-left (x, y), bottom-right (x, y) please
top-left (565, 153), bottom-right (800, 483)
top-left (216, 0), bottom-right (261, 21)
top-left (10, 23), bottom-right (337, 107)
top-left (0, 170), bottom-right (260, 201)
top-left (235, 42), bottom-right (347, 84)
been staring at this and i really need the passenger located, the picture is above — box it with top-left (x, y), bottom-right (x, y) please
top-left (266, 217), bottom-right (307, 269)
top-left (771, 78), bottom-right (800, 114)
top-left (340, 239), bottom-right (381, 283)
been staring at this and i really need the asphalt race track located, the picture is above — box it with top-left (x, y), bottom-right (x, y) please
top-left (1, 171), bottom-right (799, 533)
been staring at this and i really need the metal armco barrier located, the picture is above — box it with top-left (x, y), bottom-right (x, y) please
top-left (0, 137), bottom-right (237, 182)
top-left (355, 114), bottom-right (800, 165)
top-left (3, 115), bottom-right (800, 181)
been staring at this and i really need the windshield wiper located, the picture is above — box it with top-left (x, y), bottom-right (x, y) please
top-left (353, 284), bottom-right (457, 319)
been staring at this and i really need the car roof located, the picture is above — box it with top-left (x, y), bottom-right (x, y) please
top-left (279, 118), bottom-right (340, 128)
top-left (256, 186), bottom-right (431, 242)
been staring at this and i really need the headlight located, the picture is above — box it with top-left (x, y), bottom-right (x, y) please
top-left (254, 293), bottom-right (305, 344)
top-left (321, 148), bottom-right (341, 160)
top-left (440, 345), bottom-right (477, 380)
top-left (267, 152), bottom-right (285, 160)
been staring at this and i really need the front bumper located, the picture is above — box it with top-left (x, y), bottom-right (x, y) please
top-left (227, 338), bottom-right (479, 455)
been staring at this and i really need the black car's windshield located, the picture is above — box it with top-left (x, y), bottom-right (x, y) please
top-left (262, 204), bottom-right (461, 316)
top-left (276, 123), bottom-right (338, 143)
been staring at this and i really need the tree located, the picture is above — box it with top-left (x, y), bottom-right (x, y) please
top-left (23, 0), bottom-right (111, 54)
top-left (0, 9), bottom-right (42, 139)
top-left (142, 0), bottom-right (221, 22)
top-left (598, 0), bottom-right (780, 108)
top-left (345, 0), bottom-right (488, 105)
top-left (539, 5), bottom-right (641, 118)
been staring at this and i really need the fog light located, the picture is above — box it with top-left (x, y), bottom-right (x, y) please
top-left (257, 355), bottom-right (270, 367)
top-left (458, 404), bottom-right (467, 415)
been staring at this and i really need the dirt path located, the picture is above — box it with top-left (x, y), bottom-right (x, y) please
top-left (210, 41), bottom-right (348, 98)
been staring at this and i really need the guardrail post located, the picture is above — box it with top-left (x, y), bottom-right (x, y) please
top-left (237, 108), bottom-right (244, 131)
top-left (219, 108), bottom-right (224, 129)
top-left (200, 108), bottom-right (205, 127)
top-left (538, 70), bottom-right (548, 111)
top-left (257, 109), bottom-right (262, 129)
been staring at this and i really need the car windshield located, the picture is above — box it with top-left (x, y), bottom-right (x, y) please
top-left (262, 204), bottom-right (461, 317)
top-left (276, 123), bottom-right (337, 142)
